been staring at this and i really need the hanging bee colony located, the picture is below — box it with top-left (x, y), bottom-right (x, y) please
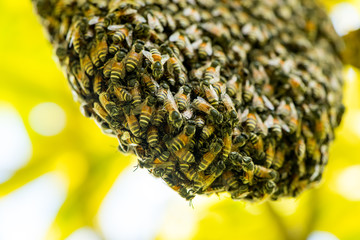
top-left (32, 0), bottom-right (345, 201)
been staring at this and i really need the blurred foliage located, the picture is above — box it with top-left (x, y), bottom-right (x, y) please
top-left (0, 0), bottom-right (360, 240)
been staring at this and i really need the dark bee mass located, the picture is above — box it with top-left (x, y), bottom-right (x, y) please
top-left (33, 0), bottom-right (344, 202)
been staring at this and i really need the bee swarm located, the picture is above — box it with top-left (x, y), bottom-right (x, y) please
top-left (33, 0), bottom-right (345, 201)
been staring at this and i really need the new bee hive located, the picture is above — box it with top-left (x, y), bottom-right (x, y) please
top-left (32, 0), bottom-right (345, 201)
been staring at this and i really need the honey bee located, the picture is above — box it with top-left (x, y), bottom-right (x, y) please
top-left (221, 93), bottom-right (238, 120)
top-left (92, 72), bottom-right (104, 95)
top-left (126, 40), bottom-right (144, 72)
top-left (245, 112), bottom-right (257, 132)
top-left (128, 78), bottom-right (142, 107)
top-left (174, 147), bottom-right (196, 163)
top-left (200, 124), bottom-right (215, 140)
top-left (164, 90), bottom-right (183, 128)
top-left (147, 12), bottom-right (164, 32)
top-left (175, 86), bottom-right (191, 111)
top-left (143, 47), bottom-right (169, 79)
top-left (243, 80), bottom-right (255, 103)
top-left (201, 80), bottom-right (219, 107)
top-left (134, 22), bottom-right (150, 40)
top-left (79, 49), bottom-right (94, 77)
top-left (264, 115), bottom-right (289, 140)
top-left (147, 126), bottom-right (159, 147)
top-left (195, 115), bottom-right (206, 129)
top-left (273, 146), bottom-right (286, 170)
top-left (204, 61), bottom-right (221, 83)
top-left (198, 139), bottom-right (223, 171)
top-left (231, 185), bottom-right (250, 200)
top-left (120, 131), bottom-right (142, 146)
top-left (99, 92), bottom-right (120, 117)
top-left (109, 43), bottom-right (121, 55)
top-left (306, 136), bottom-right (317, 156)
top-left (202, 164), bottom-right (226, 191)
top-left (221, 129), bottom-right (232, 161)
top-left (108, 23), bottom-right (133, 45)
top-left (192, 97), bottom-right (223, 124)
top-left (166, 122), bottom-right (196, 152)
top-left (252, 92), bottom-right (265, 112)
top-left (226, 74), bottom-right (241, 98)
top-left (141, 72), bottom-right (159, 94)
top-left (261, 180), bottom-right (276, 200)
top-left (232, 132), bottom-right (248, 150)
top-left (165, 12), bottom-right (176, 31)
top-left (89, 41), bottom-right (101, 68)
top-left (315, 110), bottom-right (330, 142)
top-left (95, 33), bottom-right (108, 63)
top-left (212, 79), bottom-right (226, 97)
top-left (249, 132), bottom-right (264, 155)
top-left (254, 165), bottom-right (278, 180)
top-left (265, 139), bottom-right (275, 168)
top-left (139, 96), bottom-right (156, 128)
top-left (182, 167), bottom-right (197, 181)
top-left (222, 170), bottom-right (239, 190)
top-left (153, 151), bottom-right (171, 163)
top-left (192, 37), bottom-right (212, 60)
top-left (152, 109), bottom-right (166, 126)
top-left (113, 84), bottom-right (132, 102)
top-left (166, 55), bottom-right (182, 77)
top-left (68, 18), bottom-right (87, 54)
top-left (123, 105), bottom-right (141, 137)
top-left (93, 102), bottom-right (114, 127)
top-left (213, 45), bottom-right (227, 66)
top-left (110, 48), bottom-right (128, 82)
top-left (157, 83), bottom-right (169, 103)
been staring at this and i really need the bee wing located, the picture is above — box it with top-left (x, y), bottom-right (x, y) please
top-left (205, 42), bottom-right (213, 56)
top-left (255, 113), bottom-right (268, 137)
top-left (191, 39), bottom-right (203, 49)
top-left (184, 36), bottom-right (194, 54)
top-left (169, 31), bottom-right (180, 42)
top-left (126, 30), bottom-right (133, 47)
top-left (209, 84), bottom-right (219, 100)
top-left (262, 95), bottom-right (274, 111)
top-left (147, 13), bottom-right (157, 30)
top-left (182, 107), bottom-right (193, 120)
top-left (143, 50), bottom-right (155, 63)
top-left (167, 89), bottom-right (180, 112)
top-left (174, 86), bottom-right (184, 99)
top-left (264, 115), bottom-right (274, 128)
top-left (107, 24), bottom-right (126, 31)
top-left (161, 54), bottom-right (170, 65)
top-left (213, 65), bottom-right (221, 82)
top-left (278, 118), bottom-right (290, 133)
top-left (240, 108), bottom-right (249, 123)
top-left (88, 16), bottom-right (100, 25)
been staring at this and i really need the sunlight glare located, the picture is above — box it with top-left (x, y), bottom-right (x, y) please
top-left (330, 3), bottom-right (360, 36)
top-left (334, 165), bottom-right (360, 201)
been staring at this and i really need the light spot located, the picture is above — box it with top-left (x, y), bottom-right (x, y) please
top-left (98, 167), bottom-right (175, 240)
top-left (0, 102), bottom-right (32, 183)
top-left (268, 198), bottom-right (299, 216)
top-left (344, 67), bottom-right (356, 84)
top-left (307, 231), bottom-right (339, 240)
top-left (334, 165), bottom-right (360, 201)
top-left (66, 227), bottom-right (101, 240)
top-left (0, 173), bottom-right (66, 240)
top-left (330, 3), bottom-right (360, 36)
top-left (29, 102), bottom-right (66, 136)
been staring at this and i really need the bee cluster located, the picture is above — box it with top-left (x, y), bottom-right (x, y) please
top-left (33, 0), bottom-right (344, 201)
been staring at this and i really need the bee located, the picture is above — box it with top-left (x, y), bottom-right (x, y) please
top-left (265, 139), bottom-right (275, 168)
top-left (264, 115), bottom-right (289, 140)
top-left (79, 49), bottom-right (94, 77)
top-left (221, 129), bottom-right (232, 160)
top-left (109, 43), bottom-right (121, 55)
top-left (128, 78), bottom-right (142, 107)
top-left (182, 167), bottom-right (197, 181)
top-left (231, 185), bottom-right (250, 200)
top-left (276, 99), bottom-right (292, 117)
top-left (175, 86), bottom-right (191, 111)
top-left (243, 80), bottom-right (255, 103)
top-left (123, 105), bottom-right (141, 137)
top-left (202, 164), bottom-right (226, 191)
top-left (68, 18), bottom-right (87, 54)
top-left (95, 33), bottom-right (108, 62)
top-left (212, 79), bottom-right (226, 97)
top-left (89, 41), bottom-right (101, 68)
top-left (249, 132), bottom-right (264, 155)
top-left (204, 61), bottom-right (221, 83)
top-left (99, 92), bottom-right (120, 117)
top-left (245, 112), bottom-right (257, 132)
top-left (166, 55), bottom-right (182, 76)
top-left (273, 146), bottom-right (286, 170)
top-left (239, 155), bottom-right (255, 184)
top-left (93, 102), bottom-right (114, 127)
top-left (113, 84), bottom-right (132, 102)
top-left (200, 124), bottom-right (215, 140)
top-left (157, 83), bottom-right (169, 103)
top-left (221, 93), bottom-right (238, 120)
top-left (165, 12), bottom-right (176, 31)
top-left (315, 110), bottom-right (329, 142)
top-left (192, 97), bottom-right (223, 124)
top-left (126, 40), bottom-right (145, 72)
top-left (174, 147), bottom-right (196, 163)
top-left (154, 151), bottom-right (171, 163)
top-left (166, 122), bottom-right (196, 152)
top-left (139, 96), bottom-right (156, 128)
top-left (198, 139), bottom-right (223, 171)
top-left (103, 57), bottom-right (116, 79)
top-left (178, 72), bottom-right (188, 85)
top-left (134, 22), bottom-right (151, 40)
top-left (226, 75), bottom-right (241, 98)
top-left (192, 36), bottom-right (212, 60)
top-left (141, 72), bottom-right (159, 94)
top-left (202, 80), bottom-right (219, 107)
top-left (306, 136), bottom-right (317, 156)
top-left (261, 180), bottom-right (276, 200)
top-left (254, 165), bottom-right (278, 180)
top-left (152, 109), bottom-right (166, 126)
top-left (232, 132), bottom-right (248, 150)
top-left (147, 12), bottom-right (164, 32)
top-left (120, 132), bottom-right (142, 146)
top-left (109, 23), bottom-right (133, 45)
top-left (143, 47), bottom-right (169, 79)
top-left (195, 115), bottom-right (206, 129)
top-left (222, 171), bottom-right (239, 190)
top-left (164, 90), bottom-right (183, 128)
top-left (252, 92), bottom-right (265, 112)
top-left (295, 138), bottom-right (306, 176)
top-left (147, 126), bottom-right (159, 147)
top-left (213, 45), bottom-right (227, 66)
top-left (110, 48), bottom-right (128, 82)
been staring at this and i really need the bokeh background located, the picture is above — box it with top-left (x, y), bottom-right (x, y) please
top-left (1, 1), bottom-right (360, 239)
